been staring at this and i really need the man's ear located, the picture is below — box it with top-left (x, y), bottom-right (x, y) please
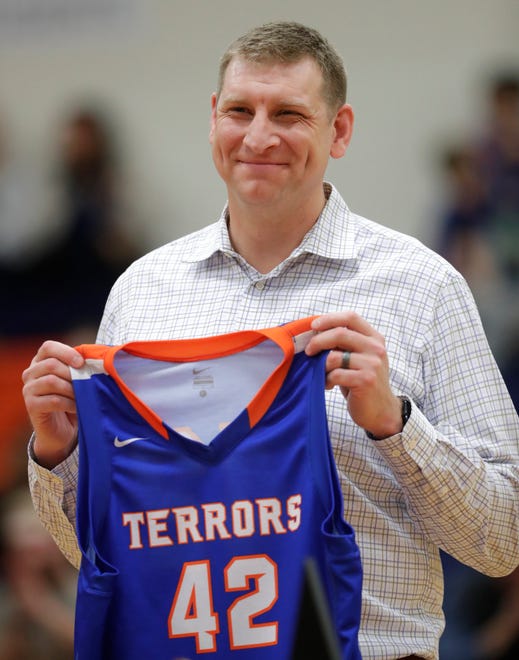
top-left (209, 92), bottom-right (217, 144)
top-left (330, 104), bottom-right (354, 159)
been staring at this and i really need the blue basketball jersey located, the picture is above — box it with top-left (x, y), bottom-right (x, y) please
top-left (71, 318), bottom-right (362, 659)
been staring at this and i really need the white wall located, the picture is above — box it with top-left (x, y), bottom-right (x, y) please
top-left (1, 0), bottom-right (518, 248)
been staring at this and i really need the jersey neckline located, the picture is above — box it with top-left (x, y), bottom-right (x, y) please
top-left (76, 317), bottom-right (317, 446)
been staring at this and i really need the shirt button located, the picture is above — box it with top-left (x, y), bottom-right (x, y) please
top-left (390, 449), bottom-right (401, 458)
top-left (407, 439), bottom-right (417, 451)
top-left (254, 280), bottom-right (266, 290)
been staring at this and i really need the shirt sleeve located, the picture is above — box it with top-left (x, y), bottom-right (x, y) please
top-left (26, 277), bottom-right (121, 570)
top-left (28, 435), bottom-right (82, 569)
top-left (374, 271), bottom-right (519, 577)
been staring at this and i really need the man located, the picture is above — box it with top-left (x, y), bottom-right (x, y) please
top-left (23, 21), bottom-right (519, 660)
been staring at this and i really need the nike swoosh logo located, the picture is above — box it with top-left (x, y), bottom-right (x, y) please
top-left (193, 367), bottom-right (210, 375)
top-left (114, 436), bottom-right (146, 448)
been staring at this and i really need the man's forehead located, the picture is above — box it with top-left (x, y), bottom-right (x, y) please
top-left (223, 55), bottom-right (321, 81)
top-left (220, 56), bottom-right (325, 98)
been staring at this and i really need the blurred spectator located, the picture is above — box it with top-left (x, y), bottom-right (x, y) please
top-left (437, 72), bottom-right (519, 402)
top-left (39, 106), bottom-right (140, 333)
top-left (438, 145), bottom-right (497, 289)
top-left (474, 73), bottom-right (519, 365)
top-left (438, 71), bottom-right (519, 660)
top-left (478, 74), bottom-right (519, 261)
top-left (441, 554), bottom-right (519, 660)
top-left (1, 104), bottom-right (141, 339)
top-left (0, 487), bottom-right (76, 659)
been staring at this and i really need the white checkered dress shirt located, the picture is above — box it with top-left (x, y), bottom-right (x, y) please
top-left (29, 183), bottom-right (519, 659)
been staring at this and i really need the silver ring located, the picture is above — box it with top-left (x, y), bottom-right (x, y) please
top-left (341, 351), bottom-right (351, 370)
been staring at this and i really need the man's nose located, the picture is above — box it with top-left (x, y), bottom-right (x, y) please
top-left (242, 113), bottom-right (280, 152)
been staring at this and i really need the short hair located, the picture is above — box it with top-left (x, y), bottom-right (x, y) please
top-left (217, 21), bottom-right (347, 113)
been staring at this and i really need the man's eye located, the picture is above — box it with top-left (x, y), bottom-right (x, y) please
top-left (278, 110), bottom-right (303, 119)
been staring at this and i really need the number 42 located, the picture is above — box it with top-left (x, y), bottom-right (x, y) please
top-left (168, 554), bottom-right (279, 653)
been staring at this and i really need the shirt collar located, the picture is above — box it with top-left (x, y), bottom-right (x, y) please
top-left (294, 182), bottom-right (358, 261)
top-left (181, 207), bottom-right (233, 263)
top-left (183, 182), bottom-right (358, 264)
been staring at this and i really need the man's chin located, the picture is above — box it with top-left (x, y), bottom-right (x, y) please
top-left (232, 179), bottom-right (286, 206)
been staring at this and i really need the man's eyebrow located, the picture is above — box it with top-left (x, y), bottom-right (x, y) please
top-left (219, 96), bottom-right (312, 110)
top-left (218, 96), bottom-right (248, 106)
top-left (276, 100), bottom-right (311, 111)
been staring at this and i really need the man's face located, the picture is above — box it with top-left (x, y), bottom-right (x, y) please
top-left (210, 56), bottom-right (350, 211)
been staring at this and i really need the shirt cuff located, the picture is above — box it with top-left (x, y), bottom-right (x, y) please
top-left (369, 399), bottom-right (434, 481)
top-left (27, 433), bottom-right (79, 494)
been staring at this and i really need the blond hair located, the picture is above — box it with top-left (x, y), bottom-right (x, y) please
top-left (217, 21), bottom-right (347, 113)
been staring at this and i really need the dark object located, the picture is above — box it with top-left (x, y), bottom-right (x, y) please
top-left (291, 558), bottom-right (342, 660)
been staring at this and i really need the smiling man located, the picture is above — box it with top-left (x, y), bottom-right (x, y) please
top-left (210, 54), bottom-right (353, 273)
top-left (23, 21), bottom-right (519, 660)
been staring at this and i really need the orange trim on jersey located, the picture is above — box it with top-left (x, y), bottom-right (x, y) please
top-left (75, 316), bottom-right (318, 440)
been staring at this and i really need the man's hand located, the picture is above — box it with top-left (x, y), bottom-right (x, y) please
top-left (305, 312), bottom-right (402, 439)
top-left (22, 341), bottom-right (84, 469)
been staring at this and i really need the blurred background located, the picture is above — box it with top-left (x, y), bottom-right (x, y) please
top-left (0, 1), bottom-right (517, 658)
